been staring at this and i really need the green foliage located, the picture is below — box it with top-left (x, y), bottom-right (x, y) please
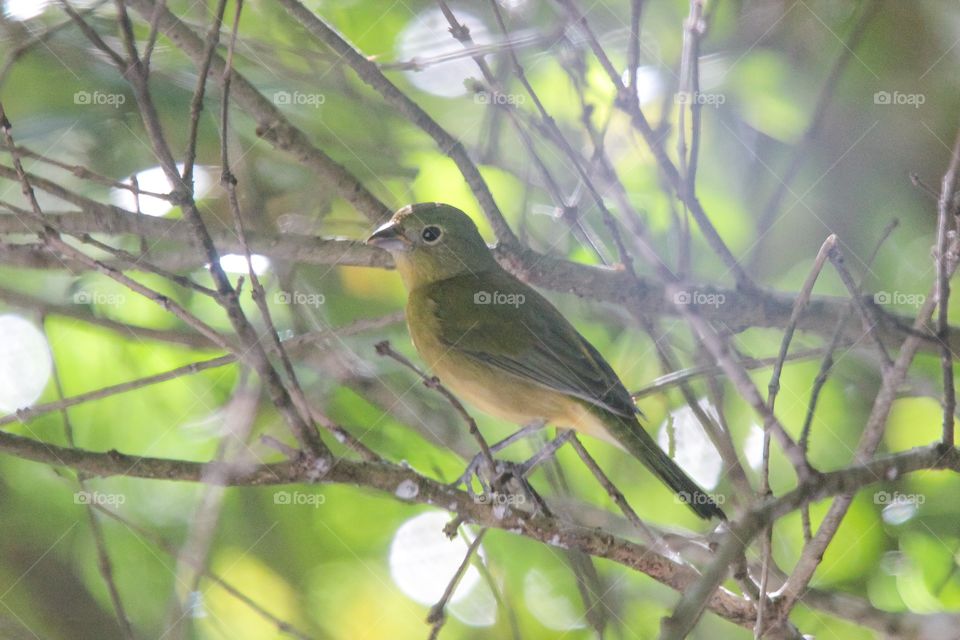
top-left (0, 0), bottom-right (958, 638)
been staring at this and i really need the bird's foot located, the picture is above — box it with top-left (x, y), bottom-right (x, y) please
top-left (456, 453), bottom-right (514, 495)
top-left (457, 456), bottom-right (551, 515)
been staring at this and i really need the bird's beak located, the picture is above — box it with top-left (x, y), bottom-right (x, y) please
top-left (366, 220), bottom-right (411, 252)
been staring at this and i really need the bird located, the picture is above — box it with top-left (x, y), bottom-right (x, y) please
top-left (366, 202), bottom-right (725, 520)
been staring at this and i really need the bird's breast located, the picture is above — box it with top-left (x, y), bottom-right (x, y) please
top-left (405, 296), bottom-right (618, 444)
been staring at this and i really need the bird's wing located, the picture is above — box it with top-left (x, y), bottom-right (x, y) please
top-left (425, 271), bottom-right (638, 418)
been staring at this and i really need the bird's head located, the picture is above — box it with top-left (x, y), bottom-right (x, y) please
top-left (366, 203), bottom-right (497, 289)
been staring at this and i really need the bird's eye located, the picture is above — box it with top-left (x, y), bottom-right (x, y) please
top-left (421, 225), bottom-right (442, 244)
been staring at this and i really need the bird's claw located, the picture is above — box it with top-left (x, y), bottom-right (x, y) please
top-left (456, 456), bottom-right (548, 515)
top-left (457, 453), bottom-right (516, 494)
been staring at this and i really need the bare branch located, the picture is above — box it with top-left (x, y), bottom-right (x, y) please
top-left (375, 340), bottom-right (497, 478)
top-left (936, 127), bottom-right (960, 448)
top-left (45, 318), bottom-right (135, 640)
top-left (92, 504), bottom-right (313, 639)
top-left (554, 0), bottom-right (755, 290)
top-left (0, 429), bottom-right (957, 635)
top-left (0, 312), bottom-right (401, 428)
top-left (426, 528), bottom-right (487, 639)
top-left (776, 130), bottom-right (960, 623)
top-left (752, 0), bottom-right (883, 252)
top-left (123, 0), bottom-right (391, 222)
top-left (274, 0), bottom-right (518, 246)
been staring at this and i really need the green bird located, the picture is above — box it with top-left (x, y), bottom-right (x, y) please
top-left (367, 203), bottom-right (725, 520)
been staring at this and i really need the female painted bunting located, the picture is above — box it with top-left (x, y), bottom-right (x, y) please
top-left (367, 203), bottom-right (725, 520)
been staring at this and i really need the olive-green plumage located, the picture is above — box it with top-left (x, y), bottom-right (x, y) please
top-left (367, 203), bottom-right (724, 520)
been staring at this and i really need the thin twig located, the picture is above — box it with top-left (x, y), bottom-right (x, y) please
top-left (92, 504), bottom-right (313, 639)
top-left (181, 0), bottom-right (228, 187)
top-left (0, 0), bottom-right (111, 86)
top-left (0, 284), bottom-right (224, 348)
top-left (755, 234), bottom-right (836, 637)
top-left (936, 127), bottom-right (960, 447)
top-left (638, 317), bottom-right (754, 500)
top-left (632, 347), bottom-right (829, 398)
top-left (670, 293), bottom-right (814, 479)
top-left (775, 130), bottom-right (960, 623)
top-left (524, 430), bottom-right (609, 636)
top-left (798, 220), bottom-right (899, 542)
top-left (276, 0), bottom-right (517, 246)
top-left (0, 354), bottom-right (234, 427)
top-left (1, 315), bottom-right (400, 458)
top-left (166, 377), bottom-right (260, 638)
top-left (1, 145), bottom-right (170, 198)
top-left (827, 245), bottom-right (893, 369)
top-left (44, 316), bottom-right (135, 640)
top-left (439, 0), bottom-right (608, 265)
top-left (375, 341), bottom-right (497, 478)
top-left (102, 0), bottom-right (329, 458)
top-left (485, 0), bottom-right (637, 275)
top-left (677, 0), bottom-right (705, 199)
top-left (766, 235), bottom-right (837, 421)
top-left (625, 0), bottom-right (644, 102)
top-left (568, 434), bottom-right (659, 545)
top-left (910, 172), bottom-right (940, 200)
top-left (799, 220), bottom-right (899, 456)
top-left (426, 528), bottom-right (487, 639)
top-left (555, 0), bottom-right (755, 290)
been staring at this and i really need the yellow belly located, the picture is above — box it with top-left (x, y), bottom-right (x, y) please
top-left (408, 313), bottom-right (620, 447)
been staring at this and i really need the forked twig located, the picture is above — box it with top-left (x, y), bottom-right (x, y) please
top-left (375, 341), bottom-right (497, 479)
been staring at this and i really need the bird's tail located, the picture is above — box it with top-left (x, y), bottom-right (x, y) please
top-left (612, 415), bottom-right (726, 520)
